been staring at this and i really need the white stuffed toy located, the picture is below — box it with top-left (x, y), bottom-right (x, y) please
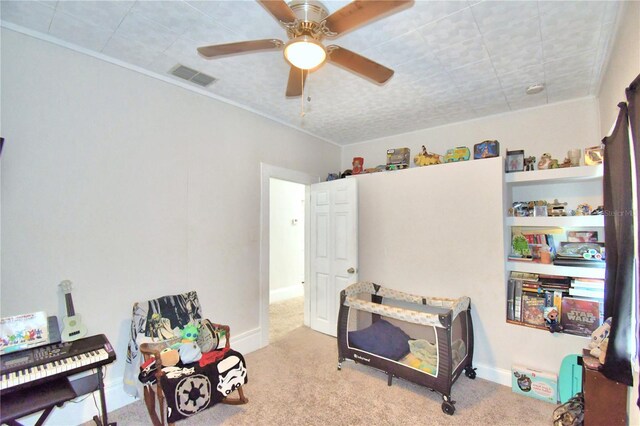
top-left (589, 317), bottom-right (611, 362)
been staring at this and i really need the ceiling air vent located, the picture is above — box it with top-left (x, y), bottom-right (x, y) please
top-left (170, 64), bottom-right (216, 87)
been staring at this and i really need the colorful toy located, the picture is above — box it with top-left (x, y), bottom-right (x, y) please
top-left (352, 157), bottom-right (364, 174)
top-left (181, 324), bottom-right (199, 342)
top-left (544, 307), bottom-right (562, 333)
top-left (443, 146), bottom-right (470, 163)
top-left (473, 140), bottom-right (499, 159)
top-left (386, 148), bottom-right (410, 170)
top-left (524, 156), bottom-right (536, 171)
top-left (538, 153), bottom-right (553, 170)
top-left (413, 145), bottom-right (442, 166)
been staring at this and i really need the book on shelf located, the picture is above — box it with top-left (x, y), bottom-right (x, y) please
top-left (572, 278), bottom-right (605, 290)
top-left (569, 287), bottom-right (604, 299)
top-left (507, 279), bottom-right (515, 321)
top-left (561, 297), bottom-right (602, 337)
top-left (514, 280), bottom-right (523, 321)
top-left (521, 292), bottom-right (546, 327)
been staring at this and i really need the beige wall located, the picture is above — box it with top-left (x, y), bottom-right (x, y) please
top-left (341, 97), bottom-right (600, 171)
top-left (0, 28), bottom-right (339, 421)
top-left (597, 1), bottom-right (640, 137)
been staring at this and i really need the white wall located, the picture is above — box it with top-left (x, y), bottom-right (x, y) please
top-left (597, 1), bottom-right (640, 137)
top-left (341, 97), bottom-right (600, 171)
top-left (269, 178), bottom-right (305, 302)
top-left (353, 157), bottom-right (588, 384)
top-left (0, 28), bottom-right (339, 422)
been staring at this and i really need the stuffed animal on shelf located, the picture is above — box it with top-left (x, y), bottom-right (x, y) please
top-left (588, 317), bottom-right (611, 364)
top-left (538, 153), bottom-right (553, 169)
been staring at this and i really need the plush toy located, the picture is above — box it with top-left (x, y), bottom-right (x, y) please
top-left (176, 324), bottom-right (202, 364)
top-left (160, 347), bottom-right (180, 367)
top-left (538, 153), bottom-right (553, 169)
top-left (589, 317), bottom-right (611, 362)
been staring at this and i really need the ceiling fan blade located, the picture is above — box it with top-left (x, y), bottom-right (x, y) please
top-left (323, 0), bottom-right (413, 37)
top-left (198, 39), bottom-right (283, 58)
top-left (257, 0), bottom-right (297, 24)
top-left (327, 45), bottom-right (393, 84)
top-left (286, 66), bottom-right (308, 97)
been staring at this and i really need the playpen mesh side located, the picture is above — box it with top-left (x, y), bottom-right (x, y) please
top-left (344, 296), bottom-right (470, 378)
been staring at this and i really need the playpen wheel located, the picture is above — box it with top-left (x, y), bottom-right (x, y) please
top-left (464, 366), bottom-right (477, 379)
top-left (337, 362), bottom-right (342, 371)
top-left (442, 401), bottom-right (455, 415)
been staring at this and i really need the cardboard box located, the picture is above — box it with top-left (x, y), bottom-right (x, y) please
top-left (512, 364), bottom-right (558, 403)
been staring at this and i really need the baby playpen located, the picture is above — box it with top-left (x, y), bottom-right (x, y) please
top-left (337, 282), bottom-right (475, 415)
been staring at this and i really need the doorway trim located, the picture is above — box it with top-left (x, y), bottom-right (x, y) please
top-left (259, 163), bottom-right (320, 348)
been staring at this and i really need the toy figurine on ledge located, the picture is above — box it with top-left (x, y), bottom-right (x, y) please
top-left (544, 307), bottom-right (563, 333)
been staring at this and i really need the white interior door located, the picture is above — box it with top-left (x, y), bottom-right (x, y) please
top-left (309, 178), bottom-right (358, 336)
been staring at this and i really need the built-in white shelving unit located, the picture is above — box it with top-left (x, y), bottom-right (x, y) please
top-left (504, 164), bottom-right (605, 331)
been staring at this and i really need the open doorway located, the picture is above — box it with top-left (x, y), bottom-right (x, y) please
top-left (259, 163), bottom-right (320, 348)
top-left (269, 178), bottom-right (305, 342)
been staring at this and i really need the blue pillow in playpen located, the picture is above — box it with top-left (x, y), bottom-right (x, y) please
top-left (348, 319), bottom-right (410, 360)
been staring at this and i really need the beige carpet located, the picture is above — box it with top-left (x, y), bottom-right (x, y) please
top-left (102, 326), bottom-right (555, 425)
top-left (269, 296), bottom-right (304, 342)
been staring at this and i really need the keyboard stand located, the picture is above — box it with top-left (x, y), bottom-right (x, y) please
top-left (0, 368), bottom-right (112, 426)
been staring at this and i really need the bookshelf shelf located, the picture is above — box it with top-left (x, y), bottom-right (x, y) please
top-left (506, 261), bottom-right (605, 279)
top-left (505, 216), bottom-right (604, 227)
top-left (504, 161), bottom-right (605, 335)
top-left (505, 165), bottom-right (603, 185)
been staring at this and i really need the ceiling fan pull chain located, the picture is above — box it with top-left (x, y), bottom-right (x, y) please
top-left (300, 70), bottom-right (306, 117)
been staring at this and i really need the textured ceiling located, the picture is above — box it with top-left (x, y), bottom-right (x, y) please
top-left (0, 0), bottom-right (622, 145)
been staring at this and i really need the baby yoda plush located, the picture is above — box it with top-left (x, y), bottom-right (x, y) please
top-left (175, 323), bottom-right (203, 364)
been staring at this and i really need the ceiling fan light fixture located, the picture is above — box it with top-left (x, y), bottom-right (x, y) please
top-left (284, 35), bottom-right (326, 70)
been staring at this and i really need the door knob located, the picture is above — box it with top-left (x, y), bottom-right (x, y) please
top-left (347, 267), bottom-right (356, 274)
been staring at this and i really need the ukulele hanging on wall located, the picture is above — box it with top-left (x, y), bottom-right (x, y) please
top-left (59, 280), bottom-right (88, 341)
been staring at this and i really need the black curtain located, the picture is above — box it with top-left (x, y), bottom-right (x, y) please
top-left (601, 92), bottom-right (635, 386)
top-left (626, 74), bottom-right (640, 407)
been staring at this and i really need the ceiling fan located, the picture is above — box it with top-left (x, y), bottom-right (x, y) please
top-left (197, 0), bottom-right (413, 97)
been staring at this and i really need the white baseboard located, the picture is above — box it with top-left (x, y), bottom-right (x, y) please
top-left (270, 284), bottom-right (304, 303)
top-left (474, 362), bottom-right (512, 387)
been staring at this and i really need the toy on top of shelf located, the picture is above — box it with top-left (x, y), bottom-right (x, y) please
top-left (585, 145), bottom-right (604, 165)
top-left (505, 149), bottom-right (525, 172)
top-left (590, 205), bottom-right (604, 215)
top-left (559, 157), bottom-right (572, 168)
top-left (524, 156), bottom-right (536, 171)
top-left (473, 140), bottom-right (500, 159)
top-left (386, 148), bottom-right (410, 170)
top-left (575, 204), bottom-right (592, 216)
top-left (538, 153), bottom-right (555, 169)
top-left (443, 146), bottom-right (470, 163)
top-left (414, 145), bottom-right (442, 166)
top-left (547, 199), bottom-right (568, 216)
top-left (352, 157), bottom-right (364, 174)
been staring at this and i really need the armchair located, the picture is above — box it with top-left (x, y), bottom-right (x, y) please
top-left (124, 291), bottom-right (248, 426)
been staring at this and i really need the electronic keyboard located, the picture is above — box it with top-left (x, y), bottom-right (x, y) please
top-left (0, 334), bottom-right (115, 395)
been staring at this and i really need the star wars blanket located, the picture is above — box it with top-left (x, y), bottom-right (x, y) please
top-left (160, 349), bottom-right (248, 423)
